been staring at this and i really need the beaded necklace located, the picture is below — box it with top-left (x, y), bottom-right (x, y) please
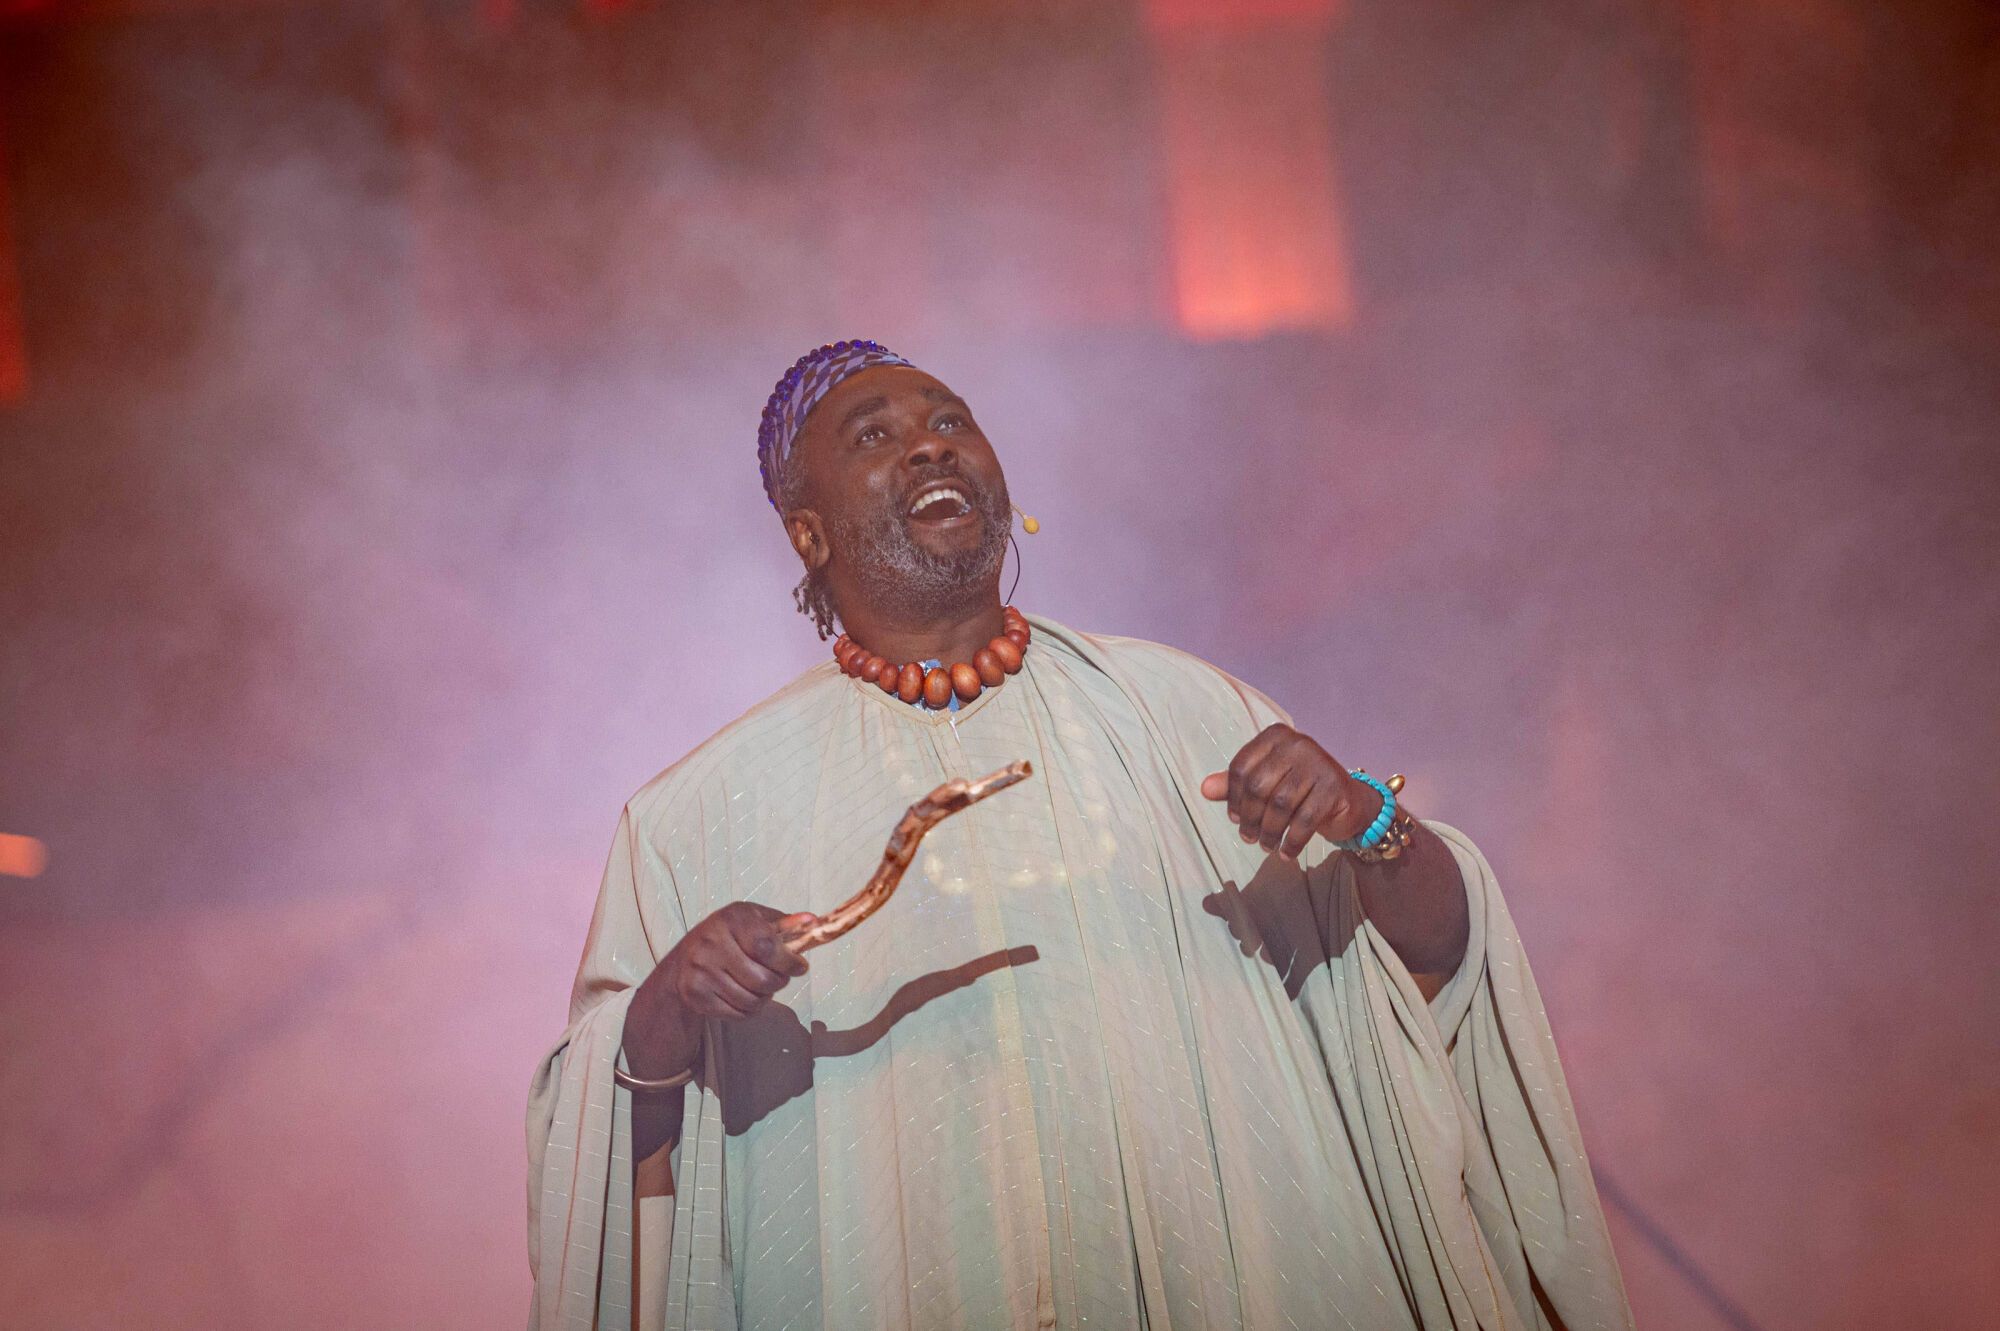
top-left (834, 606), bottom-right (1031, 709)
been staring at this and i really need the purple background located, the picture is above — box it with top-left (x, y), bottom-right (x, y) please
top-left (2, 2), bottom-right (1996, 1327)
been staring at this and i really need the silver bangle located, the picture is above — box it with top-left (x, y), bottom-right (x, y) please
top-left (614, 1062), bottom-right (695, 1093)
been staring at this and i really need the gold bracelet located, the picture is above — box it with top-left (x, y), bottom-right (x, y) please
top-left (614, 1062), bottom-right (696, 1094)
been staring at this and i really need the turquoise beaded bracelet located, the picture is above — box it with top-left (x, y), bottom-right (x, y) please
top-left (1338, 770), bottom-right (1397, 853)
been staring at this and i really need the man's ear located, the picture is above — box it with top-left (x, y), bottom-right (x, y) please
top-left (786, 510), bottom-right (830, 572)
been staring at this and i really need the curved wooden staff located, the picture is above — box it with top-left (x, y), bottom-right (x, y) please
top-left (778, 760), bottom-right (1034, 952)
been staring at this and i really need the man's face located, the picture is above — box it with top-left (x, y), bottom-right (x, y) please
top-left (788, 365), bottom-right (1011, 621)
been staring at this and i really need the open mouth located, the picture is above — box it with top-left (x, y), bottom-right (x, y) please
top-left (906, 482), bottom-right (974, 524)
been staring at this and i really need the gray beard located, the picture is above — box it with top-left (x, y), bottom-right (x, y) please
top-left (829, 482), bottom-right (1011, 624)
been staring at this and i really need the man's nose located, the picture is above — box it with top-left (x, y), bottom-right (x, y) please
top-left (904, 432), bottom-right (955, 469)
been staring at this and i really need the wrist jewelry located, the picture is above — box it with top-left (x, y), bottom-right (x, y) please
top-left (614, 1061), bottom-right (696, 1094)
top-left (1355, 810), bottom-right (1417, 863)
top-left (1339, 771), bottom-right (1397, 851)
top-left (1341, 771), bottom-right (1417, 863)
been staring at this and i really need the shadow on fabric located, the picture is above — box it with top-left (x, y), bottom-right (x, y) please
top-left (1201, 856), bottom-right (1359, 1001)
top-left (713, 944), bottom-right (1043, 1135)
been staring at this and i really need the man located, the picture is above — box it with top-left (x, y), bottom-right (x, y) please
top-left (529, 341), bottom-right (1632, 1331)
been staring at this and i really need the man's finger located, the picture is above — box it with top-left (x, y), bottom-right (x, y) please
top-left (1234, 750), bottom-right (1293, 841)
top-left (1281, 787), bottom-right (1337, 860)
top-left (1200, 772), bottom-right (1229, 801)
top-left (760, 914), bottom-right (815, 975)
top-left (730, 911), bottom-right (810, 973)
top-left (744, 930), bottom-right (779, 967)
top-left (703, 970), bottom-right (766, 1018)
top-left (719, 946), bottom-right (787, 998)
top-left (1259, 770), bottom-right (1311, 852)
top-left (1228, 767), bottom-right (1257, 837)
top-left (768, 938), bottom-right (810, 978)
top-left (1225, 726), bottom-right (1288, 790)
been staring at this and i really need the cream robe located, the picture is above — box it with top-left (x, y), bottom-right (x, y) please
top-left (528, 616), bottom-right (1632, 1331)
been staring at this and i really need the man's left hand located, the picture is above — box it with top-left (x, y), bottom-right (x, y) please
top-left (1200, 724), bottom-right (1382, 860)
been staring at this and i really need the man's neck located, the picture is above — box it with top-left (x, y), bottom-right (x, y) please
top-left (839, 597), bottom-right (1008, 669)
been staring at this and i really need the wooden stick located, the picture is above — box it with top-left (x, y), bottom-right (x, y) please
top-left (778, 760), bottom-right (1033, 952)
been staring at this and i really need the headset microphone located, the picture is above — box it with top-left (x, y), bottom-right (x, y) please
top-left (1012, 504), bottom-right (1040, 534)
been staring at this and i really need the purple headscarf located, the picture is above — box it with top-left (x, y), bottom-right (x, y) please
top-left (758, 339), bottom-right (915, 511)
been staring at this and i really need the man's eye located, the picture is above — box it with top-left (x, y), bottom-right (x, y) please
top-left (855, 424), bottom-right (885, 444)
top-left (935, 414), bottom-right (967, 431)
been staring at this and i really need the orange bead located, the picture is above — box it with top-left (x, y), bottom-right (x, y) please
top-left (923, 667), bottom-right (953, 709)
top-left (1004, 626), bottom-right (1029, 649)
top-left (878, 661), bottom-right (901, 692)
top-left (950, 661), bottom-right (982, 701)
top-left (990, 635), bottom-right (1024, 674)
top-left (973, 647), bottom-right (1006, 687)
top-left (864, 655), bottom-right (889, 683)
top-left (898, 662), bottom-right (925, 703)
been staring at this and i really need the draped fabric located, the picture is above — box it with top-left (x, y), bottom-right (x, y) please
top-left (527, 616), bottom-right (1632, 1331)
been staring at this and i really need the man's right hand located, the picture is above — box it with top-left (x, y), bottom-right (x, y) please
top-left (623, 902), bottom-right (815, 1080)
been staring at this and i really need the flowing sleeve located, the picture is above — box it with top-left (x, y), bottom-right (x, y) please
top-left (1224, 688), bottom-right (1630, 1327)
top-left (526, 802), bottom-right (694, 1330)
top-left (1423, 822), bottom-right (1634, 1331)
top-left (1066, 628), bottom-right (1631, 1328)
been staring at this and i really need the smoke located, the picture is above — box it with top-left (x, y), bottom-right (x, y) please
top-left (0, 2), bottom-right (1996, 1327)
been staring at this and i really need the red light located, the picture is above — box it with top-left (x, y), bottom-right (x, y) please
top-left (0, 834), bottom-right (48, 879)
top-left (1149, 7), bottom-right (1354, 340)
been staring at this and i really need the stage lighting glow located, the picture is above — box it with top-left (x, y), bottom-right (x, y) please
top-left (0, 833), bottom-right (47, 879)
top-left (0, 151), bottom-right (26, 405)
top-left (1149, 3), bottom-right (1355, 340)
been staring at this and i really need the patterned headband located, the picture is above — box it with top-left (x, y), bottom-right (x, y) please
top-left (758, 339), bottom-right (915, 511)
